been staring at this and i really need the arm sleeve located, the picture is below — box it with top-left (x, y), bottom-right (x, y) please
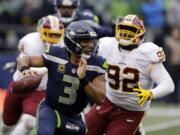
top-left (18, 38), bottom-right (35, 56)
top-left (150, 63), bottom-right (174, 99)
top-left (95, 26), bottom-right (114, 38)
top-left (88, 57), bottom-right (108, 82)
top-left (42, 45), bottom-right (53, 68)
top-left (18, 40), bottom-right (29, 56)
top-left (98, 37), bottom-right (114, 60)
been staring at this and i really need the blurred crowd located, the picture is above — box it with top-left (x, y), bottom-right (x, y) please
top-left (0, 0), bottom-right (180, 104)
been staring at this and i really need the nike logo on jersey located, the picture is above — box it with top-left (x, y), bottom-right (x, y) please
top-left (96, 105), bottom-right (101, 110)
top-left (118, 62), bottom-right (127, 65)
top-left (126, 118), bottom-right (134, 123)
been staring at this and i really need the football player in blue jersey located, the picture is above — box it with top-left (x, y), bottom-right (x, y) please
top-left (53, 0), bottom-right (114, 37)
top-left (53, 0), bottom-right (80, 26)
top-left (17, 20), bottom-right (108, 135)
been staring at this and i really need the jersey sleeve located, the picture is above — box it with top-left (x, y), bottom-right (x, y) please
top-left (42, 45), bottom-right (61, 68)
top-left (98, 37), bottom-right (115, 60)
top-left (138, 42), bottom-right (166, 63)
top-left (95, 56), bottom-right (109, 72)
top-left (18, 33), bottom-right (42, 56)
top-left (87, 55), bottom-right (109, 82)
top-left (18, 37), bottom-right (34, 56)
top-left (150, 63), bottom-right (174, 99)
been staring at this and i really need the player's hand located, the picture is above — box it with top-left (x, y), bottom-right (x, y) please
top-left (22, 70), bottom-right (38, 77)
top-left (133, 84), bottom-right (153, 107)
top-left (77, 58), bottom-right (87, 79)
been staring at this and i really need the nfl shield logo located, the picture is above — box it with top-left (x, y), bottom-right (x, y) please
top-left (72, 68), bottom-right (76, 74)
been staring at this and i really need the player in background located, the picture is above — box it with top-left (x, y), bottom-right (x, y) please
top-left (0, 15), bottom-right (64, 135)
top-left (17, 20), bottom-right (107, 135)
top-left (53, 0), bottom-right (81, 27)
top-left (85, 14), bottom-right (174, 135)
top-left (53, 0), bottom-right (114, 38)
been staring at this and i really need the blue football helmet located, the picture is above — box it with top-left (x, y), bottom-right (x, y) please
top-left (54, 0), bottom-right (80, 24)
top-left (64, 20), bottom-right (98, 59)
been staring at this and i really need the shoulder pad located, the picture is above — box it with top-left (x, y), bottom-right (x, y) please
top-left (137, 42), bottom-right (166, 63)
top-left (44, 45), bottom-right (63, 57)
top-left (98, 37), bottom-right (117, 59)
top-left (17, 32), bottom-right (40, 55)
top-left (88, 55), bottom-right (108, 74)
top-left (18, 40), bottom-right (24, 52)
top-left (17, 33), bottom-right (34, 53)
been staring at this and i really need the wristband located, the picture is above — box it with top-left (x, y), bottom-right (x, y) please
top-left (20, 66), bottom-right (30, 72)
top-left (80, 77), bottom-right (89, 87)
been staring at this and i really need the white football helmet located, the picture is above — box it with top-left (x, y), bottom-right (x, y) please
top-left (115, 14), bottom-right (145, 46)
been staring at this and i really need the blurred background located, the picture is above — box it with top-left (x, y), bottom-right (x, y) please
top-left (0, 0), bottom-right (180, 134)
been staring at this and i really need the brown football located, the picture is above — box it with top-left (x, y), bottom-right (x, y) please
top-left (12, 75), bottom-right (42, 94)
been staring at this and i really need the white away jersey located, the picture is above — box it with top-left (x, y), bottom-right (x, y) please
top-left (13, 32), bottom-right (48, 90)
top-left (98, 37), bottom-right (166, 111)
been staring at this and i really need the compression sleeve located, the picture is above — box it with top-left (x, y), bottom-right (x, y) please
top-left (150, 63), bottom-right (174, 99)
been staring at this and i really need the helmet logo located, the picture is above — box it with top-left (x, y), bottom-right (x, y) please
top-left (90, 32), bottom-right (97, 37)
top-left (69, 31), bottom-right (75, 35)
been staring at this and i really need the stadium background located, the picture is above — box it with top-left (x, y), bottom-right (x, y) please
top-left (0, 0), bottom-right (180, 134)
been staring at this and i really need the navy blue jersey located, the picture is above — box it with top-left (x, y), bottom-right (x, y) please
top-left (42, 46), bottom-right (107, 116)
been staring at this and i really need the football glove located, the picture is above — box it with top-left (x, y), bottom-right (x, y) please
top-left (133, 84), bottom-right (153, 107)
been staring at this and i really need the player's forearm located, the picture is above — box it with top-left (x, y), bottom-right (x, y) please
top-left (151, 78), bottom-right (174, 99)
top-left (84, 83), bottom-right (105, 105)
top-left (17, 55), bottom-right (45, 70)
top-left (17, 55), bottom-right (31, 70)
top-left (150, 63), bottom-right (175, 99)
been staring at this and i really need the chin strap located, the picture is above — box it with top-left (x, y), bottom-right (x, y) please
top-left (81, 53), bottom-right (91, 59)
top-left (57, 10), bottom-right (77, 24)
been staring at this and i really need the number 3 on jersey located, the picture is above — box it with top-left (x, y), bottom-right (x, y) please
top-left (107, 65), bottom-right (139, 92)
top-left (58, 75), bottom-right (79, 105)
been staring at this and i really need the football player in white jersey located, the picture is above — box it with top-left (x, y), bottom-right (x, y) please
top-left (0, 15), bottom-right (64, 135)
top-left (85, 14), bottom-right (174, 135)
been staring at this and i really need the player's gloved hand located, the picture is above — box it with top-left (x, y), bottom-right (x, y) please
top-left (133, 84), bottom-right (153, 107)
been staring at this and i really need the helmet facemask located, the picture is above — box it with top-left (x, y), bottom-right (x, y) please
top-left (54, 0), bottom-right (80, 24)
top-left (115, 15), bottom-right (145, 47)
top-left (79, 38), bottom-right (98, 59)
top-left (57, 7), bottom-right (78, 24)
top-left (38, 15), bottom-right (64, 46)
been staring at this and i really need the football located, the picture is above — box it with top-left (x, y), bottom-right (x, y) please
top-left (12, 75), bottom-right (42, 94)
